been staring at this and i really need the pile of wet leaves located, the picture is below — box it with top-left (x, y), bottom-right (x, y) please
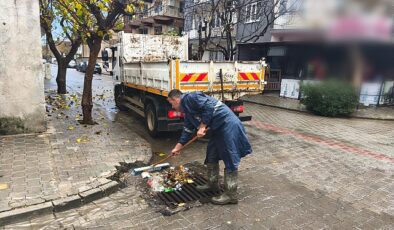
top-left (143, 165), bottom-right (194, 193)
top-left (45, 93), bottom-right (80, 117)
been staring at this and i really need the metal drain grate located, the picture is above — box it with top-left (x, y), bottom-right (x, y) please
top-left (156, 174), bottom-right (222, 206)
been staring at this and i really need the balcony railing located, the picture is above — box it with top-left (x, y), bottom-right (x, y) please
top-left (139, 5), bottom-right (183, 19)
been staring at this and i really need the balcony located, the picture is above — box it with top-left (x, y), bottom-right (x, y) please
top-left (137, 5), bottom-right (183, 19)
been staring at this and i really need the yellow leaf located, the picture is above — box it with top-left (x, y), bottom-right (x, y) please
top-left (97, 2), bottom-right (105, 10)
top-left (159, 153), bottom-right (166, 157)
top-left (76, 138), bottom-right (82, 143)
top-left (67, 126), bottom-right (75, 130)
top-left (126, 5), bottom-right (134, 13)
top-left (138, 1), bottom-right (144, 9)
top-left (178, 203), bottom-right (185, 207)
top-left (187, 179), bottom-right (194, 184)
top-left (77, 9), bottom-right (83, 17)
top-left (0, 184), bottom-right (8, 190)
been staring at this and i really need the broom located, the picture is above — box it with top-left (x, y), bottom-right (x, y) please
top-left (131, 135), bottom-right (200, 176)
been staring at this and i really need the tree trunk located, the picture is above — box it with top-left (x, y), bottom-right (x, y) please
top-left (81, 38), bottom-right (102, 125)
top-left (56, 59), bottom-right (68, 94)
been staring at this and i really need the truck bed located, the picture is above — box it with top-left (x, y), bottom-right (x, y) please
top-left (121, 60), bottom-right (266, 100)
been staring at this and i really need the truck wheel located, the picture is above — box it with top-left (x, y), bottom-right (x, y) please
top-left (114, 85), bottom-right (128, 111)
top-left (145, 103), bottom-right (159, 137)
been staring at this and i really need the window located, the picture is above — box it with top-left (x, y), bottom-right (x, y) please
top-left (214, 12), bottom-right (222, 28)
top-left (154, 26), bottom-right (162, 35)
top-left (191, 15), bottom-right (196, 29)
top-left (139, 28), bottom-right (148, 34)
top-left (179, 1), bottom-right (184, 13)
top-left (245, 1), bottom-right (260, 23)
top-left (251, 4), bottom-right (256, 21)
top-left (154, 3), bottom-right (162, 13)
top-left (246, 5), bottom-right (251, 22)
top-left (195, 16), bottom-right (201, 29)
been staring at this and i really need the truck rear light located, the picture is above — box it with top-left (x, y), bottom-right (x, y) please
top-left (167, 110), bottom-right (184, 119)
top-left (231, 105), bottom-right (244, 113)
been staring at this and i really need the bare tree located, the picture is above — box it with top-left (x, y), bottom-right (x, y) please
top-left (184, 0), bottom-right (221, 60)
top-left (185, 0), bottom-right (300, 60)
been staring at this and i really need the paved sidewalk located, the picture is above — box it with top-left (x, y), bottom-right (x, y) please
top-left (242, 94), bottom-right (394, 120)
top-left (0, 76), bottom-right (151, 224)
top-left (3, 103), bottom-right (394, 229)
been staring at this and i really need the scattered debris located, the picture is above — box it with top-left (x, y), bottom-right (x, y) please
top-left (141, 172), bottom-right (151, 178)
top-left (145, 165), bottom-right (194, 193)
top-left (76, 135), bottom-right (89, 143)
top-left (160, 206), bottom-right (188, 216)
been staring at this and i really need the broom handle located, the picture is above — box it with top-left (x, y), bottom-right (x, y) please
top-left (151, 135), bottom-right (200, 166)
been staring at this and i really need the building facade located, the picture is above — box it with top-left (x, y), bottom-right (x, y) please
top-left (0, 0), bottom-right (46, 134)
top-left (237, 0), bottom-right (394, 99)
top-left (183, 0), bottom-right (238, 60)
top-left (123, 0), bottom-right (184, 35)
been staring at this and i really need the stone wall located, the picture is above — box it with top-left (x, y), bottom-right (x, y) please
top-left (0, 0), bottom-right (46, 134)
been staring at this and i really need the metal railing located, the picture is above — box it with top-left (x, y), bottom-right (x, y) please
top-left (143, 5), bottom-right (183, 18)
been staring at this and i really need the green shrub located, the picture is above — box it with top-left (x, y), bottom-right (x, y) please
top-left (300, 80), bottom-right (358, 117)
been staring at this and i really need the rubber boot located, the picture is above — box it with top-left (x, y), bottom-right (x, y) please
top-left (196, 163), bottom-right (220, 192)
top-left (211, 170), bottom-right (238, 205)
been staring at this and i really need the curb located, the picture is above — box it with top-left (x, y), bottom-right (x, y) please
top-left (242, 98), bottom-right (394, 121)
top-left (0, 180), bottom-right (120, 226)
top-left (241, 98), bottom-right (309, 114)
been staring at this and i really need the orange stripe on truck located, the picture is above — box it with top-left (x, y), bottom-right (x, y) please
top-left (181, 73), bottom-right (208, 82)
top-left (238, 72), bottom-right (260, 81)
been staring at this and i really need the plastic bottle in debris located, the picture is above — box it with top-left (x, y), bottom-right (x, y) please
top-left (175, 184), bottom-right (182, 191)
top-left (149, 175), bottom-right (164, 192)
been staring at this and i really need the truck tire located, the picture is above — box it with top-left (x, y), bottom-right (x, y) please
top-left (114, 85), bottom-right (128, 111)
top-left (145, 103), bottom-right (159, 137)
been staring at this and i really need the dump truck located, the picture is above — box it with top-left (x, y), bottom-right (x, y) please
top-left (112, 32), bottom-right (266, 137)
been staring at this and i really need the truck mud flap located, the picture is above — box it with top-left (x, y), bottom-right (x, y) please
top-left (239, 116), bottom-right (252, 122)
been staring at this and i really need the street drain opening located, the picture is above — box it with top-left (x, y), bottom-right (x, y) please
top-left (156, 173), bottom-right (222, 206)
top-left (109, 161), bottom-right (223, 216)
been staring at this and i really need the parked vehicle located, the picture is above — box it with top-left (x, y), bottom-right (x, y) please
top-left (94, 64), bottom-right (102, 74)
top-left (68, 60), bottom-right (77, 68)
top-left (77, 61), bottom-right (101, 74)
top-left (112, 32), bottom-right (267, 137)
top-left (76, 61), bottom-right (87, 72)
